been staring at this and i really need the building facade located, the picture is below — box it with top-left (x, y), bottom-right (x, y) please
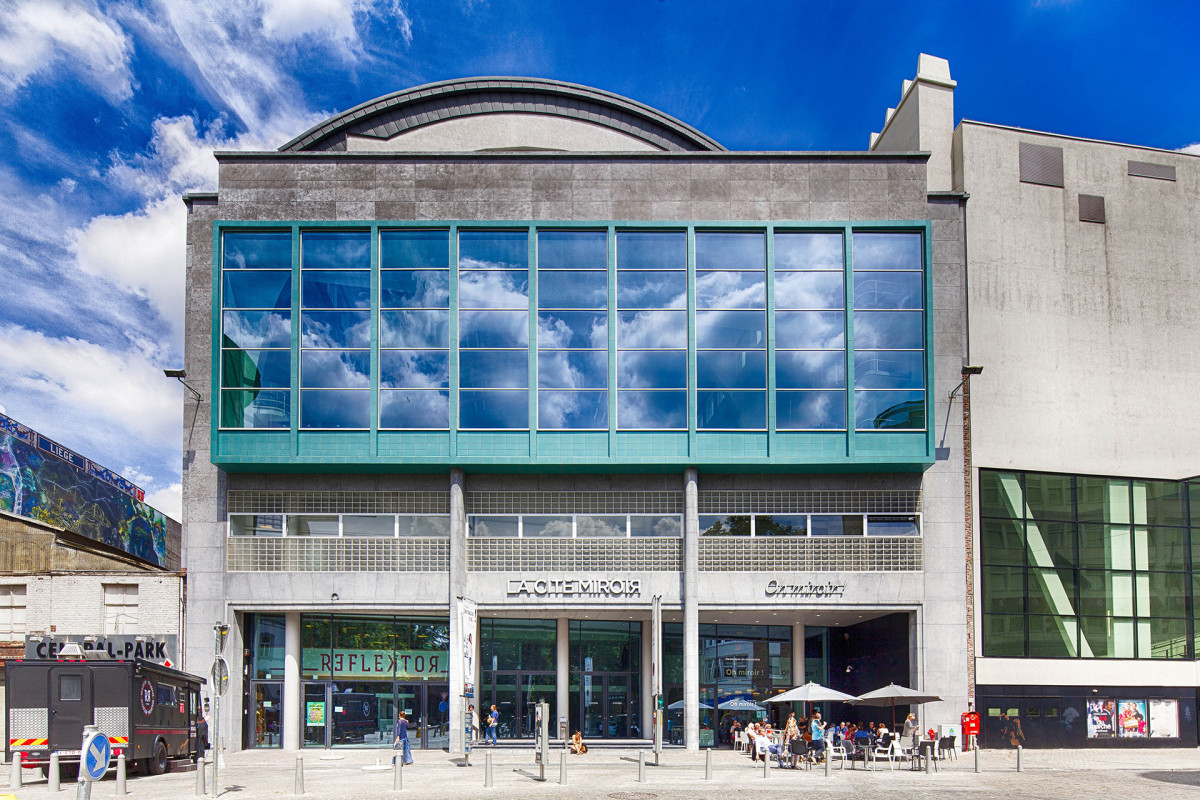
top-left (182, 75), bottom-right (973, 754)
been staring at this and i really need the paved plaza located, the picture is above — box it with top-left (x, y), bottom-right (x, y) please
top-left (3, 747), bottom-right (1199, 800)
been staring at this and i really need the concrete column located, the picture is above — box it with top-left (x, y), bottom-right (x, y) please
top-left (556, 618), bottom-right (569, 740)
top-left (683, 467), bottom-right (700, 751)
top-left (792, 623), bottom-right (805, 688)
top-left (283, 612), bottom-right (301, 750)
top-left (640, 619), bottom-right (652, 740)
top-left (448, 468), bottom-right (467, 756)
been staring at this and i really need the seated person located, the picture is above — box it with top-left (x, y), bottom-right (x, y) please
top-left (746, 723), bottom-right (759, 761)
top-left (569, 731), bottom-right (587, 754)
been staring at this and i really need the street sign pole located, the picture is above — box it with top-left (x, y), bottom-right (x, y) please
top-left (212, 623), bottom-right (229, 798)
top-left (76, 724), bottom-right (110, 800)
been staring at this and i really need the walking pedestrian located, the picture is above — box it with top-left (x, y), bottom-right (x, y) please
top-left (394, 710), bottom-right (413, 765)
top-left (487, 704), bottom-right (499, 745)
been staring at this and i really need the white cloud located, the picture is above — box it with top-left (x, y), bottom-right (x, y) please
top-left (144, 483), bottom-right (182, 522)
top-left (0, 0), bottom-right (135, 102)
top-left (120, 466), bottom-right (156, 486)
top-left (1180, 142), bottom-right (1200, 155)
top-left (262, 0), bottom-right (412, 47)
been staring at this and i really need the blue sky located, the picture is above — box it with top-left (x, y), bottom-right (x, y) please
top-left (0, 0), bottom-right (1196, 520)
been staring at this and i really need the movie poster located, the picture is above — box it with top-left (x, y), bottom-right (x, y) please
top-left (1086, 699), bottom-right (1115, 738)
top-left (1117, 699), bottom-right (1148, 738)
top-left (1149, 699), bottom-right (1179, 738)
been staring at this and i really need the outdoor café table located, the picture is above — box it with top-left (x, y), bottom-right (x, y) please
top-left (912, 738), bottom-right (936, 770)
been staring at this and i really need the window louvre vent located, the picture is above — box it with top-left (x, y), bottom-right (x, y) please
top-left (1078, 194), bottom-right (1106, 223)
top-left (1128, 160), bottom-right (1176, 181)
top-left (1019, 142), bottom-right (1064, 187)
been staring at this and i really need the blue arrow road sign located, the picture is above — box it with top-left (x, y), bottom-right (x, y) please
top-left (82, 732), bottom-right (111, 781)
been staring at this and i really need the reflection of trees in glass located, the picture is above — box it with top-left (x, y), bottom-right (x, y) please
top-left (754, 515), bottom-right (803, 536)
top-left (700, 515), bottom-right (750, 536)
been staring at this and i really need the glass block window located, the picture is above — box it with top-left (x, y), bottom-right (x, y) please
top-left (851, 231), bottom-right (925, 430)
top-left (695, 232), bottom-right (766, 429)
top-left (379, 230), bottom-right (450, 428)
top-left (220, 231), bottom-right (292, 428)
top-left (616, 231), bottom-right (687, 429)
top-left (773, 231), bottom-right (846, 429)
top-left (458, 230), bottom-right (530, 429)
top-left (299, 230), bottom-right (371, 429)
top-left (536, 231), bottom-right (609, 429)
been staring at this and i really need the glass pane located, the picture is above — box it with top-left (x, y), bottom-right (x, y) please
top-left (223, 310), bottom-right (291, 349)
top-left (617, 271), bottom-right (686, 308)
top-left (460, 350), bottom-right (528, 389)
top-left (522, 516), bottom-right (574, 537)
top-left (1079, 570), bottom-right (1133, 617)
top-left (754, 514), bottom-right (807, 536)
top-left (695, 310), bottom-right (765, 349)
top-left (867, 515), bottom-right (920, 536)
top-left (380, 270), bottom-right (449, 308)
top-left (380, 310), bottom-right (450, 348)
top-left (1144, 572), bottom-right (1188, 617)
top-left (1136, 527), bottom-right (1187, 572)
top-left (460, 230), bottom-right (527, 270)
top-left (301, 270), bottom-right (371, 309)
top-left (538, 270), bottom-right (608, 309)
top-left (774, 311), bottom-right (844, 349)
top-left (342, 515), bottom-right (395, 537)
top-left (617, 351), bottom-right (687, 388)
top-left (1080, 616), bottom-right (1135, 658)
top-left (537, 230), bottom-right (607, 270)
top-left (695, 271), bottom-right (765, 309)
top-left (1144, 617), bottom-right (1189, 659)
top-left (776, 351), bottom-right (845, 389)
top-left (301, 350), bottom-right (370, 388)
top-left (288, 515), bottom-right (339, 536)
top-left (853, 271), bottom-right (922, 309)
top-left (695, 231), bottom-right (765, 270)
top-left (1028, 520), bottom-right (1076, 570)
top-left (576, 516), bottom-right (627, 537)
top-left (1079, 525), bottom-right (1132, 570)
top-left (538, 312), bottom-right (607, 349)
top-left (459, 390), bottom-right (528, 429)
top-left (1138, 481), bottom-right (1185, 526)
top-left (852, 232), bottom-right (923, 270)
top-left (300, 390), bottom-right (369, 428)
top-left (469, 516), bottom-right (519, 537)
top-left (617, 311), bottom-right (687, 348)
top-left (1025, 473), bottom-right (1075, 521)
top-left (1078, 477), bottom-right (1130, 523)
top-left (699, 514), bottom-right (750, 536)
top-left (1028, 615), bottom-right (1076, 658)
top-left (459, 311), bottom-right (529, 348)
top-left (229, 514), bottom-right (283, 536)
top-left (380, 230), bottom-right (449, 269)
top-left (301, 231), bottom-right (370, 270)
top-left (697, 390), bottom-right (765, 429)
top-left (301, 311), bottom-right (371, 348)
top-left (775, 390), bottom-right (845, 429)
top-left (981, 614), bottom-right (1025, 657)
top-left (631, 516), bottom-right (681, 537)
top-left (398, 515), bottom-right (450, 536)
top-left (252, 615), bottom-right (286, 677)
top-left (1027, 568), bottom-right (1077, 615)
top-left (222, 349), bottom-right (290, 389)
top-left (982, 566), bottom-right (1025, 613)
top-left (980, 517), bottom-right (1025, 566)
top-left (538, 391), bottom-right (608, 429)
top-left (617, 231), bottom-right (685, 269)
top-left (853, 350), bottom-right (924, 390)
top-left (459, 270), bottom-right (529, 308)
top-left (221, 390), bottom-right (290, 429)
top-left (697, 350), bottom-right (766, 389)
top-left (538, 351), bottom-right (607, 389)
top-left (854, 390), bottom-right (925, 430)
top-left (617, 391), bottom-right (686, 429)
top-left (853, 310), bottom-right (923, 349)
top-left (223, 271), bottom-right (291, 309)
top-left (774, 232), bottom-right (843, 270)
top-left (810, 515), bottom-right (864, 536)
top-left (774, 271), bottom-right (843, 310)
top-left (379, 391), bottom-right (449, 428)
top-left (380, 350), bottom-right (449, 389)
top-left (980, 471), bottom-right (1023, 521)
top-left (224, 231), bottom-right (291, 269)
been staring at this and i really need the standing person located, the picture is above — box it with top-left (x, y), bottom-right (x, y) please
top-left (393, 711), bottom-right (413, 766)
top-left (487, 704), bottom-right (499, 745)
top-left (468, 704), bottom-right (479, 744)
top-left (784, 711), bottom-right (801, 768)
top-left (809, 710), bottom-right (827, 763)
top-left (902, 712), bottom-right (918, 743)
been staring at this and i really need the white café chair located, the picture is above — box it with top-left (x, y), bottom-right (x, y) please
top-left (826, 732), bottom-right (848, 770)
top-left (871, 733), bottom-right (898, 771)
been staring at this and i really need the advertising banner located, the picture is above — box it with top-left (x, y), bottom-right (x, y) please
top-left (1117, 699), bottom-right (1148, 738)
top-left (460, 597), bottom-right (477, 696)
top-left (1086, 699), bottom-right (1116, 739)
top-left (302, 648), bottom-right (448, 680)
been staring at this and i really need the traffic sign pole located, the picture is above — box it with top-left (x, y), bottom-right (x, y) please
top-left (77, 724), bottom-right (110, 800)
top-left (212, 623), bottom-right (229, 798)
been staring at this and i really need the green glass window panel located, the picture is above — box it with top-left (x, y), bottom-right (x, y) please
top-left (980, 517), bottom-right (1025, 566)
top-left (981, 614), bottom-right (1025, 657)
top-left (980, 471), bottom-right (1022, 522)
top-left (774, 232), bottom-right (843, 270)
top-left (1027, 615), bottom-right (1077, 658)
top-left (1026, 520), bottom-right (1075, 571)
top-left (1077, 477), bottom-right (1130, 524)
top-left (981, 566), bottom-right (1025, 614)
top-left (1079, 570), bottom-right (1133, 617)
top-left (1027, 568), bottom-right (1077, 616)
top-left (1079, 524), bottom-right (1132, 570)
top-left (302, 615), bottom-right (332, 654)
top-left (1136, 481), bottom-right (1185, 527)
top-left (1142, 617), bottom-right (1189, 659)
top-left (220, 390), bottom-right (290, 429)
top-left (1080, 616), bottom-right (1135, 659)
top-left (571, 620), bottom-right (641, 673)
top-left (1144, 572), bottom-right (1189, 618)
top-left (301, 231), bottom-right (371, 270)
top-left (1135, 527), bottom-right (1187, 572)
top-left (252, 615), bottom-right (286, 679)
top-left (851, 232), bottom-right (922, 270)
top-left (1023, 473), bottom-right (1075, 521)
top-left (482, 619), bottom-right (556, 672)
top-left (699, 515), bottom-right (750, 536)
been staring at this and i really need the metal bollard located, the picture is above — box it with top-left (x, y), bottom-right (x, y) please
top-left (1016, 745), bottom-right (1023, 772)
top-left (50, 751), bottom-right (60, 793)
top-left (294, 755), bottom-right (304, 795)
top-left (975, 743), bottom-right (981, 773)
top-left (559, 751), bottom-right (566, 786)
top-left (11, 753), bottom-right (23, 789)
top-left (115, 753), bottom-right (127, 795)
top-left (195, 756), bottom-right (206, 796)
top-left (926, 750), bottom-right (934, 775)
top-left (825, 749), bottom-right (831, 777)
top-left (484, 751), bottom-right (492, 788)
top-left (705, 748), bottom-right (712, 781)
top-left (393, 758), bottom-right (402, 792)
top-left (637, 750), bottom-right (645, 783)
top-left (762, 749), bottom-right (769, 779)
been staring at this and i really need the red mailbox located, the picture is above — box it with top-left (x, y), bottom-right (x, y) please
top-left (961, 711), bottom-right (981, 750)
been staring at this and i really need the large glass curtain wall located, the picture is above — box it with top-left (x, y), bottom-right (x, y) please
top-left (218, 224), bottom-right (927, 433)
top-left (980, 471), bottom-right (1199, 660)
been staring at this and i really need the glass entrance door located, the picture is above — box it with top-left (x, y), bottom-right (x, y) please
top-left (580, 674), bottom-right (639, 739)
top-left (490, 672), bottom-right (555, 739)
top-left (303, 683), bottom-right (329, 747)
top-left (250, 681), bottom-right (283, 747)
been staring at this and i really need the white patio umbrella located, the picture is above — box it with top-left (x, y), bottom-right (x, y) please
top-left (849, 683), bottom-right (943, 728)
top-left (667, 699), bottom-right (713, 710)
top-left (766, 681), bottom-right (857, 718)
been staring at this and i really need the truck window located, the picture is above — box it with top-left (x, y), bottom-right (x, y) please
top-left (59, 675), bottom-right (83, 701)
top-left (157, 684), bottom-right (177, 706)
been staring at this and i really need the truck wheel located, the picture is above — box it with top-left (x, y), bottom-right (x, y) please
top-left (149, 741), bottom-right (168, 775)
